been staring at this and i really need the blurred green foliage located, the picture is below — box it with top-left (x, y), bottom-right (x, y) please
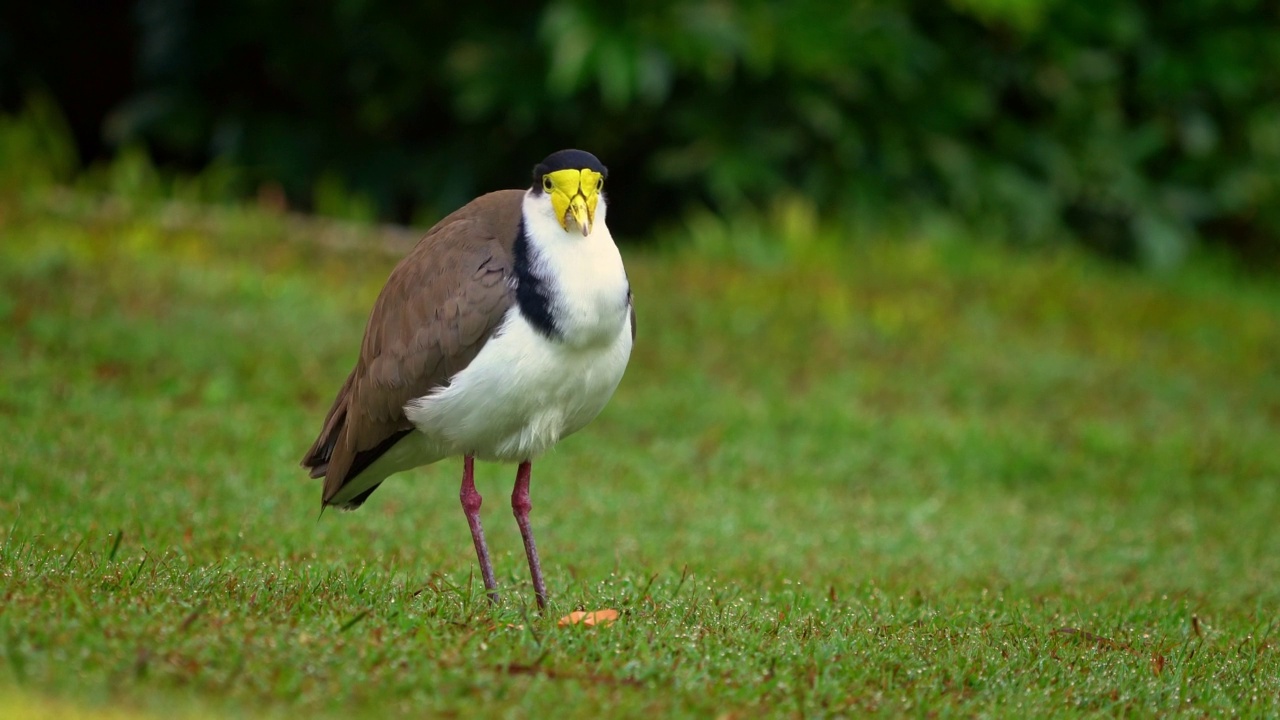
top-left (0, 94), bottom-right (78, 191)
top-left (4, 0), bottom-right (1279, 268)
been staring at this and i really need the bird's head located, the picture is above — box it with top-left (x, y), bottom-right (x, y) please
top-left (531, 149), bottom-right (608, 237)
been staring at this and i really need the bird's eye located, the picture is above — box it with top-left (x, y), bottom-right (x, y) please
top-left (543, 177), bottom-right (554, 192)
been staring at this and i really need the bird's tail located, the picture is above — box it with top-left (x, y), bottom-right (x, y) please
top-left (301, 370), bottom-right (403, 511)
top-left (300, 371), bottom-right (355, 481)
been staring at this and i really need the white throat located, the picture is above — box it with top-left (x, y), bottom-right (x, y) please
top-left (519, 190), bottom-right (629, 348)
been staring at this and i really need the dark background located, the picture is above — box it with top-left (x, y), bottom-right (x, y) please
top-left (3, 0), bottom-right (1278, 267)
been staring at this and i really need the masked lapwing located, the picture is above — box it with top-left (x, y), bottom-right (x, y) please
top-left (301, 149), bottom-right (634, 610)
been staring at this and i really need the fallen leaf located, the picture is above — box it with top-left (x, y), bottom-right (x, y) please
top-left (558, 609), bottom-right (619, 627)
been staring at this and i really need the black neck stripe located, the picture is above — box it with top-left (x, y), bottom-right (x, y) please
top-left (512, 217), bottom-right (561, 340)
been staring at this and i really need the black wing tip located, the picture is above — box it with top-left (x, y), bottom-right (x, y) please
top-left (322, 483), bottom-right (382, 512)
top-left (317, 429), bottom-right (411, 510)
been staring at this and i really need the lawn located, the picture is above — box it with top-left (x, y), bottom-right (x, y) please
top-left (2, 187), bottom-right (1279, 717)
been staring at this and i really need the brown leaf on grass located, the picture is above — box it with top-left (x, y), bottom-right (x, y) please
top-left (558, 609), bottom-right (619, 627)
top-left (1151, 652), bottom-right (1167, 675)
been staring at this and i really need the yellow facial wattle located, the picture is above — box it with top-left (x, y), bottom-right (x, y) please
top-left (544, 168), bottom-right (603, 236)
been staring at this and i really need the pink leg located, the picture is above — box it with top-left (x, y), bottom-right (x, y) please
top-left (460, 455), bottom-right (499, 603)
top-left (511, 461), bottom-right (548, 610)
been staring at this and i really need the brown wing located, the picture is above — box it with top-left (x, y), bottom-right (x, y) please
top-left (301, 189), bottom-right (525, 506)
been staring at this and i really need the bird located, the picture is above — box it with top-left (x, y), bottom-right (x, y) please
top-left (300, 149), bottom-right (634, 610)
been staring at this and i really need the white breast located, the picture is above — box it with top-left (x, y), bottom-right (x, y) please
top-left (405, 306), bottom-right (633, 462)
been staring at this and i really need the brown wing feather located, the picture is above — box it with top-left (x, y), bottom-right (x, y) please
top-left (300, 190), bottom-right (525, 505)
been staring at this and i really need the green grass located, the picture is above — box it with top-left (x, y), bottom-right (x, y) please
top-left (2, 188), bottom-right (1279, 718)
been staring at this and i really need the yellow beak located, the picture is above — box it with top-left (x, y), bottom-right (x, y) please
top-left (545, 168), bottom-right (603, 236)
top-left (568, 195), bottom-right (591, 236)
